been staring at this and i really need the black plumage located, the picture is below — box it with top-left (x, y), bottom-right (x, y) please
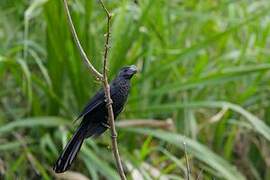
top-left (53, 65), bottom-right (137, 173)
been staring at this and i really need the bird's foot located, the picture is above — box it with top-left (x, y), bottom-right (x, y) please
top-left (105, 98), bottom-right (113, 107)
top-left (111, 133), bottom-right (117, 138)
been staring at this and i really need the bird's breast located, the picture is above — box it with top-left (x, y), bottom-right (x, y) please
top-left (111, 82), bottom-right (130, 115)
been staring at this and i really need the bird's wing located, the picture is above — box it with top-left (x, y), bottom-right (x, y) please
top-left (75, 89), bottom-right (105, 121)
top-left (75, 86), bottom-right (117, 121)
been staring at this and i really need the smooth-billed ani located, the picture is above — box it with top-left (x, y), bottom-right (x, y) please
top-left (53, 65), bottom-right (137, 173)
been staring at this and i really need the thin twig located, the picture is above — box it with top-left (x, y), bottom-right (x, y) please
top-left (63, 0), bottom-right (103, 80)
top-left (99, 0), bottom-right (110, 17)
top-left (54, 170), bottom-right (89, 180)
top-left (63, 0), bottom-right (126, 178)
top-left (98, 0), bottom-right (127, 180)
top-left (184, 142), bottom-right (190, 180)
top-left (116, 119), bottom-right (174, 130)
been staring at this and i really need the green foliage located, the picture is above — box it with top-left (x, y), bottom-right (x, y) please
top-left (1, 0), bottom-right (270, 179)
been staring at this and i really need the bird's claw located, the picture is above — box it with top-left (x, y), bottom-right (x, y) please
top-left (106, 99), bottom-right (113, 107)
top-left (111, 134), bottom-right (117, 138)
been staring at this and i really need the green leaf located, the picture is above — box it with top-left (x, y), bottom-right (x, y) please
top-left (127, 128), bottom-right (245, 180)
top-left (0, 117), bottom-right (70, 135)
top-left (81, 146), bottom-right (119, 180)
top-left (130, 101), bottom-right (270, 142)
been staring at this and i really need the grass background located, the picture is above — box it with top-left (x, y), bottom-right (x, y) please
top-left (1, 0), bottom-right (270, 179)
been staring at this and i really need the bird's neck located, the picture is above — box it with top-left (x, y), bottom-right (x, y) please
top-left (112, 77), bottom-right (130, 87)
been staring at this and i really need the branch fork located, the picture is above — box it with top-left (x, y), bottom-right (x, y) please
top-left (62, 0), bottom-right (127, 179)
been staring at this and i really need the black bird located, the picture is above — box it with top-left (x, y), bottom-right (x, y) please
top-left (53, 65), bottom-right (137, 173)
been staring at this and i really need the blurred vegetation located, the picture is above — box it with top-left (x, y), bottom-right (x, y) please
top-left (1, 0), bottom-right (270, 179)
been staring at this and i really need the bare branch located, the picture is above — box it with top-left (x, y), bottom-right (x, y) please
top-left (99, 0), bottom-right (111, 18)
top-left (98, 0), bottom-right (127, 180)
top-left (54, 171), bottom-right (89, 180)
top-left (116, 119), bottom-right (174, 130)
top-left (63, 0), bottom-right (126, 178)
top-left (63, 0), bottom-right (103, 80)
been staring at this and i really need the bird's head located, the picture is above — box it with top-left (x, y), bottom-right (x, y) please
top-left (118, 65), bottom-right (137, 79)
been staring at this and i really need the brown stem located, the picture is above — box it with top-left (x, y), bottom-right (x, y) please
top-left (63, 0), bottom-right (126, 178)
top-left (184, 142), bottom-right (191, 180)
top-left (116, 119), bottom-right (174, 130)
top-left (63, 0), bottom-right (103, 80)
top-left (98, 0), bottom-right (127, 180)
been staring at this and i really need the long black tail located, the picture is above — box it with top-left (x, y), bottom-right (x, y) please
top-left (53, 125), bottom-right (86, 173)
